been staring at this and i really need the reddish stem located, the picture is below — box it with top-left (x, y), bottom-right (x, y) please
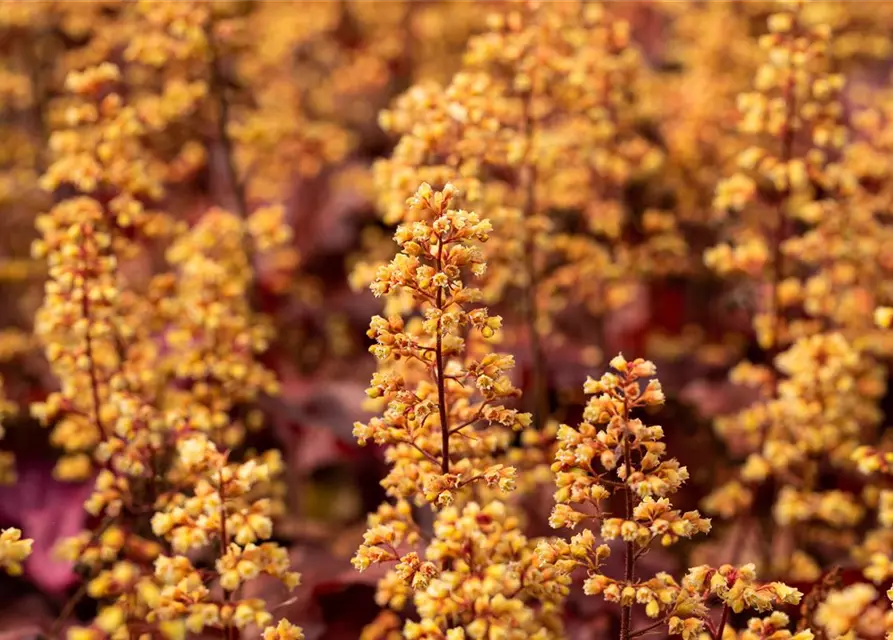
top-left (714, 603), bottom-right (730, 640)
top-left (434, 234), bottom-right (450, 474)
top-left (620, 389), bottom-right (634, 640)
top-left (218, 469), bottom-right (236, 640)
top-left (80, 236), bottom-right (107, 439)
top-left (519, 88), bottom-right (546, 429)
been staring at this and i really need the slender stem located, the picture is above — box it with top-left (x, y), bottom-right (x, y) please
top-left (397, 0), bottom-right (415, 91)
top-left (218, 470), bottom-right (236, 640)
top-left (766, 56), bottom-right (797, 375)
top-left (80, 236), bottom-right (107, 439)
top-left (83, 297), bottom-right (106, 438)
top-left (629, 618), bottom-right (667, 639)
top-left (206, 16), bottom-right (248, 219)
top-left (620, 392), bottom-right (634, 640)
top-left (733, 17), bottom-right (799, 569)
top-left (519, 89), bottom-right (546, 428)
top-left (409, 441), bottom-right (441, 466)
top-left (714, 603), bottom-right (730, 640)
top-left (26, 33), bottom-right (50, 176)
top-left (50, 516), bottom-right (116, 636)
top-left (448, 403), bottom-right (488, 435)
top-left (434, 236), bottom-right (450, 474)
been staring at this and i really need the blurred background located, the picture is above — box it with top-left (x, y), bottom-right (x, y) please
top-left (3, 1), bottom-right (893, 638)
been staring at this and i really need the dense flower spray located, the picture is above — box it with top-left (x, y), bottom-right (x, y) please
top-left (536, 355), bottom-right (809, 640)
top-left (352, 183), bottom-right (565, 638)
top-left (699, 1), bottom-right (889, 584)
top-left (368, 1), bottom-right (669, 427)
top-left (26, 2), bottom-right (304, 637)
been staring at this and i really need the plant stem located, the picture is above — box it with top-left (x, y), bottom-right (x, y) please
top-left (206, 16), bottom-right (248, 220)
top-left (80, 236), bottom-right (107, 439)
top-left (397, 0), bottom-right (416, 92)
top-left (629, 619), bottom-right (667, 639)
top-left (620, 392), bottom-right (634, 640)
top-left (714, 603), bottom-right (730, 640)
top-left (766, 52), bottom-right (797, 375)
top-left (733, 18), bottom-right (798, 569)
top-left (435, 234), bottom-right (450, 474)
top-left (218, 470), bottom-right (236, 640)
top-left (519, 88), bottom-right (546, 429)
top-left (26, 33), bottom-right (50, 176)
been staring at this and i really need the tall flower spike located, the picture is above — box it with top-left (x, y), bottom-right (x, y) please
top-left (706, 0), bottom-right (845, 353)
top-left (536, 355), bottom-right (810, 640)
top-left (148, 432), bottom-right (300, 636)
top-left (29, 5), bottom-right (301, 638)
top-left (700, 4), bottom-right (892, 582)
top-left (537, 355), bottom-right (707, 638)
top-left (371, 1), bottom-right (666, 427)
top-left (354, 182), bottom-right (530, 509)
top-left (352, 183), bottom-right (563, 638)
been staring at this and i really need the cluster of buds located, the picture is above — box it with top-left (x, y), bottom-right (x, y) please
top-left (850, 432), bottom-right (893, 604)
top-left (162, 207), bottom-right (283, 449)
top-left (0, 528), bottom-right (32, 576)
top-left (698, 2), bottom-right (893, 586)
top-left (357, 499), bottom-right (567, 639)
top-left (812, 583), bottom-right (893, 639)
top-left (665, 564), bottom-right (807, 640)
